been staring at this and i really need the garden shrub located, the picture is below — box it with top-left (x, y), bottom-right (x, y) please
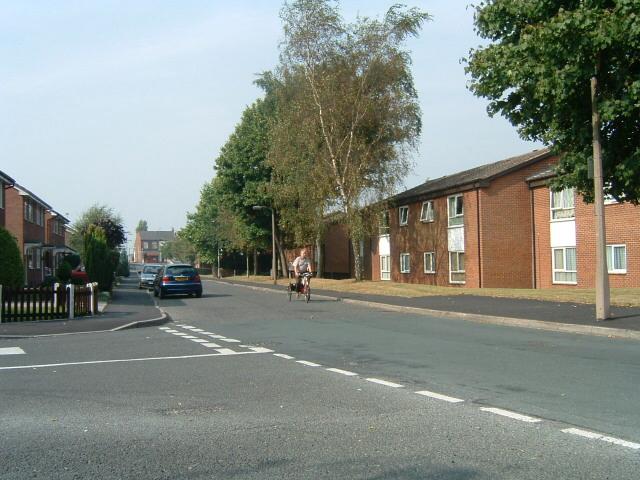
top-left (0, 227), bottom-right (24, 287)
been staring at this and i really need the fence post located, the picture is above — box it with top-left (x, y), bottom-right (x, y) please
top-left (53, 282), bottom-right (60, 309)
top-left (67, 284), bottom-right (75, 320)
top-left (87, 283), bottom-right (93, 315)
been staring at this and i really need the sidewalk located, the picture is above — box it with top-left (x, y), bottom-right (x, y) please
top-left (212, 278), bottom-right (640, 337)
top-left (0, 277), bottom-right (168, 338)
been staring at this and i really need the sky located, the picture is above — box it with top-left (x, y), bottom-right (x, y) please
top-left (1, 0), bottom-right (541, 243)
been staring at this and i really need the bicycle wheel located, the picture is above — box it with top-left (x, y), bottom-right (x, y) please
top-left (288, 283), bottom-right (292, 302)
top-left (305, 284), bottom-right (310, 303)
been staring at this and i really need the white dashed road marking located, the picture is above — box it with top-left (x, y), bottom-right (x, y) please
top-left (202, 342), bottom-right (222, 348)
top-left (296, 360), bottom-right (322, 367)
top-left (366, 378), bottom-right (404, 388)
top-left (562, 428), bottom-right (640, 450)
top-left (219, 338), bottom-right (241, 343)
top-left (190, 339), bottom-right (209, 343)
top-left (215, 348), bottom-right (240, 355)
top-left (273, 354), bottom-right (295, 359)
top-left (415, 390), bottom-right (464, 403)
top-left (0, 347), bottom-right (25, 355)
top-left (326, 368), bottom-right (358, 376)
top-left (480, 407), bottom-right (542, 423)
top-left (248, 347), bottom-right (274, 353)
top-left (183, 335), bottom-right (198, 339)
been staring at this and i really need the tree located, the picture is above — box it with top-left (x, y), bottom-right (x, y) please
top-left (273, 0), bottom-right (428, 279)
top-left (0, 226), bottom-right (24, 287)
top-left (465, 0), bottom-right (640, 203)
top-left (84, 225), bottom-right (114, 291)
top-left (117, 249), bottom-right (130, 277)
top-left (160, 234), bottom-right (197, 264)
top-left (136, 220), bottom-right (148, 232)
top-left (71, 204), bottom-right (126, 256)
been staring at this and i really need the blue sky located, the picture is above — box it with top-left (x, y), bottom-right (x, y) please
top-left (1, 1), bottom-right (540, 239)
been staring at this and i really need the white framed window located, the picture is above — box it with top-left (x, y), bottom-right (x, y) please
top-left (152, 241), bottom-right (158, 249)
top-left (424, 252), bottom-right (435, 274)
top-left (550, 188), bottom-right (575, 220)
top-left (448, 195), bottom-right (463, 227)
top-left (399, 206), bottom-right (409, 226)
top-left (420, 201), bottom-right (434, 222)
top-left (380, 255), bottom-right (391, 280)
top-left (552, 247), bottom-right (577, 284)
top-left (449, 251), bottom-right (465, 283)
top-left (607, 244), bottom-right (627, 274)
top-left (400, 253), bottom-right (410, 273)
top-left (379, 211), bottom-right (390, 235)
top-left (143, 241), bottom-right (149, 249)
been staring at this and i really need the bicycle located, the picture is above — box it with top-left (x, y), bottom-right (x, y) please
top-left (288, 272), bottom-right (312, 303)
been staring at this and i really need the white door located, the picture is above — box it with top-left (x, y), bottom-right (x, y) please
top-left (380, 255), bottom-right (391, 281)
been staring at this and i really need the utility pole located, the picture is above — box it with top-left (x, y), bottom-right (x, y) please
top-left (591, 74), bottom-right (610, 320)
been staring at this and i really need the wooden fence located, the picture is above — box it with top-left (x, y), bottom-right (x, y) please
top-left (0, 284), bottom-right (99, 323)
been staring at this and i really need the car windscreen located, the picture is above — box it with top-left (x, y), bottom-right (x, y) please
top-left (166, 266), bottom-right (196, 276)
top-left (143, 266), bottom-right (161, 274)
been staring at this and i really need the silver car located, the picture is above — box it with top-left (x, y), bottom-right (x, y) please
top-left (138, 264), bottom-right (162, 289)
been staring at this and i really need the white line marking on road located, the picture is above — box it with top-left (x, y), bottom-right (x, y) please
top-left (366, 378), bottom-right (404, 388)
top-left (249, 347), bottom-right (274, 353)
top-left (190, 329), bottom-right (205, 332)
top-left (183, 335), bottom-right (198, 339)
top-left (219, 338), bottom-right (241, 343)
top-left (562, 428), bottom-right (640, 450)
top-left (190, 339), bottom-right (209, 343)
top-left (215, 348), bottom-right (241, 355)
top-left (202, 342), bottom-right (222, 348)
top-left (273, 354), bottom-right (295, 359)
top-left (415, 390), bottom-right (464, 403)
top-left (0, 352), bottom-right (259, 370)
top-left (480, 407), bottom-right (541, 423)
top-left (296, 360), bottom-right (321, 367)
top-left (164, 330), bottom-right (179, 333)
top-left (0, 347), bottom-right (25, 355)
top-left (326, 368), bottom-right (358, 376)
top-left (181, 326), bottom-right (197, 330)
top-left (200, 332), bottom-right (215, 335)
top-left (172, 332), bottom-right (188, 336)
top-left (158, 327), bottom-right (171, 330)
top-left (206, 334), bottom-right (226, 339)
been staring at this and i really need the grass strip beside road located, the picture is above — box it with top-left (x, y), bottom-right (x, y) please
top-left (212, 275), bottom-right (640, 308)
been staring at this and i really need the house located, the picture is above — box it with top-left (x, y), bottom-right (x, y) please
top-left (134, 230), bottom-right (176, 264)
top-left (527, 169), bottom-right (640, 288)
top-left (0, 170), bottom-right (16, 227)
top-left (43, 210), bottom-right (72, 278)
top-left (5, 183), bottom-right (53, 286)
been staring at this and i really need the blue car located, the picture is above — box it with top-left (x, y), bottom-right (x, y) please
top-left (153, 264), bottom-right (202, 299)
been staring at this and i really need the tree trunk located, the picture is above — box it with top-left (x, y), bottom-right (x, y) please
top-left (315, 235), bottom-right (324, 278)
top-left (274, 234), bottom-right (288, 279)
top-left (253, 249), bottom-right (258, 276)
top-left (351, 237), bottom-right (363, 281)
top-left (246, 249), bottom-right (250, 278)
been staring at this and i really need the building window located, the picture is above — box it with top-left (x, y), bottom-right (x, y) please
top-left (550, 188), bottom-right (575, 220)
top-left (420, 201), bottom-right (435, 222)
top-left (152, 241), bottom-right (158, 249)
top-left (424, 252), bottom-right (435, 274)
top-left (399, 206), bottom-right (409, 226)
top-left (449, 251), bottom-right (465, 283)
top-left (379, 211), bottom-right (390, 235)
top-left (24, 200), bottom-right (33, 223)
top-left (552, 247), bottom-right (577, 284)
top-left (380, 255), bottom-right (391, 281)
top-left (607, 244), bottom-right (627, 274)
top-left (400, 253), bottom-right (410, 273)
top-left (143, 242), bottom-right (149, 249)
top-left (448, 195), bottom-right (464, 227)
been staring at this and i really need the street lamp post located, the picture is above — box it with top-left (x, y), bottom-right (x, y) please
top-left (253, 205), bottom-right (277, 285)
top-left (211, 221), bottom-right (221, 279)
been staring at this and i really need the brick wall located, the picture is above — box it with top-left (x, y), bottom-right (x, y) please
top-left (0, 182), bottom-right (5, 227)
top-left (5, 187), bottom-right (24, 249)
top-left (322, 223), bottom-right (351, 277)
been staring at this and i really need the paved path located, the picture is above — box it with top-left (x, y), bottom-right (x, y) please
top-left (0, 277), bottom-right (166, 337)
top-left (215, 278), bottom-right (640, 330)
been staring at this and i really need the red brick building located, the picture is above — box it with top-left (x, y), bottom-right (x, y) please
top-left (134, 230), bottom-right (176, 264)
top-left (528, 169), bottom-right (640, 289)
top-left (0, 170), bottom-right (16, 228)
top-left (368, 149), bottom-right (558, 288)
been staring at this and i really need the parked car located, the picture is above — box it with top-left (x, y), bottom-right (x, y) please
top-left (139, 264), bottom-right (162, 289)
top-left (153, 264), bottom-right (202, 299)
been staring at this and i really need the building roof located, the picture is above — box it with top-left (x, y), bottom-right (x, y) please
top-left (139, 230), bottom-right (176, 241)
top-left (49, 210), bottom-right (70, 224)
top-left (13, 183), bottom-right (53, 210)
top-left (390, 148), bottom-right (553, 204)
top-left (525, 167), bottom-right (556, 183)
top-left (0, 170), bottom-right (16, 185)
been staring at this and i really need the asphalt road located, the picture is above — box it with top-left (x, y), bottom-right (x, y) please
top-left (1, 280), bottom-right (638, 479)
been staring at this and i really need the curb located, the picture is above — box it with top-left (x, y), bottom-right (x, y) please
top-left (211, 279), bottom-right (640, 341)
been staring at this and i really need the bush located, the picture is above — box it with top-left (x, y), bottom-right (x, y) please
top-left (40, 276), bottom-right (57, 288)
top-left (0, 227), bottom-right (24, 287)
top-left (84, 226), bottom-right (115, 291)
top-left (64, 253), bottom-right (81, 269)
top-left (56, 261), bottom-right (72, 284)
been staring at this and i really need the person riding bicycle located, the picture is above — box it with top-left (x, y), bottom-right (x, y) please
top-left (293, 248), bottom-right (313, 292)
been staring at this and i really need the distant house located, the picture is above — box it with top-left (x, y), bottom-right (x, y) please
top-left (134, 230), bottom-right (176, 263)
top-left (0, 170), bottom-right (16, 228)
top-left (44, 210), bottom-right (72, 278)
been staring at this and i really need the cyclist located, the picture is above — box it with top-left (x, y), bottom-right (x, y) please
top-left (293, 248), bottom-right (313, 292)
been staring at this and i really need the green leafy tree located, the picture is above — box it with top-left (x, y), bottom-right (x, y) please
top-left (117, 249), bottom-right (130, 277)
top-left (0, 227), bottom-right (24, 287)
top-left (465, 0), bottom-right (640, 203)
top-left (273, 0), bottom-right (428, 279)
top-left (71, 204), bottom-right (126, 256)
top-left (136, 220), bottom-right (148, 232)
top-left (160, 234), bottom-right (197, 264)
top-left (84, 225), bottom-right (114, 291)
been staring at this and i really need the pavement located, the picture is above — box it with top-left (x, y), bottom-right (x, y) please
top-left (0, 277), bottom-right (168, 337)
top-left (211, 277), bottom-right (640, 335)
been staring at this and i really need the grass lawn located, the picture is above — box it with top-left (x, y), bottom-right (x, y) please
top-left (215, 275), bottom-right (640, 308)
